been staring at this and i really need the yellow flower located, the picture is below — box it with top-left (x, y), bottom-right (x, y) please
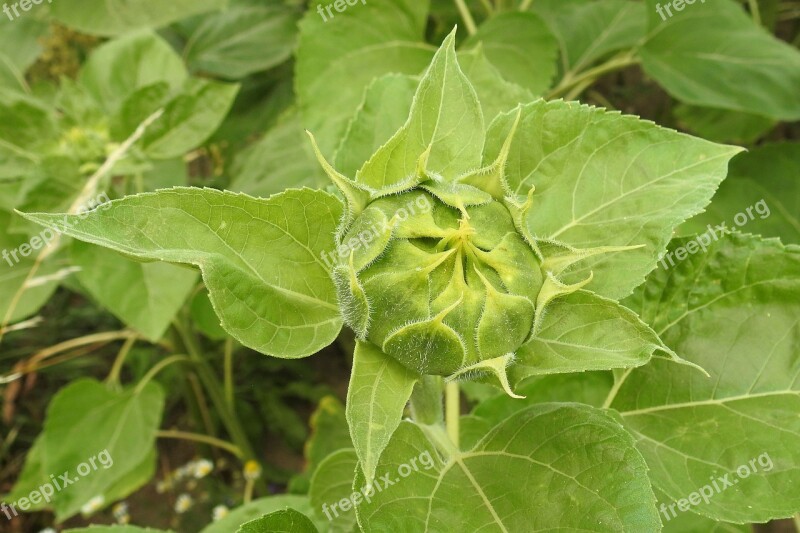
top-left (243, 460), bottom-right (262, 481)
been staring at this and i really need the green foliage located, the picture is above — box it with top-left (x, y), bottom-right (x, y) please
top-left (2, 0), bottom-right (799, 531)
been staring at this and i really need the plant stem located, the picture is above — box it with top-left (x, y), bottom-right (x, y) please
top-left (747, 0), bottom-right (761, 25)
top-left (134, 355), bottom-right (191, 394)
top-left (224, 337), bottom-right (235, 409)
top-left (107, 335), bottom-right (137, 386)
top-left (454, 0), bottom-right (478, 35)
top-left (445, 381), bottom-right (460, 449)
top-left (519, 0), bottom-right (533, 10)
top-left (410, 375), bottom-right (444, 425)
top-left (601, 367), bottom-right (634, 409)
top-left (547, 52), bottom-right (639, 100)
top-left (172, 319), bottom-right (267, 494)
top-left (244, 479), bottom-right (255, 504)
top-left (156, 429), bottom-right (242, 457)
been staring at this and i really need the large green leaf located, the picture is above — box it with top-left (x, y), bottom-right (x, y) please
top-left (673, 104), bottom-right (775, 145)
top-left (71, 241), bottom-right (198, 341)
top-left (463, 12), bottom-right (557, 95)
top-left (0, 210), bottom-right (63, 324)
top-left (357, 30), bottom-right (484, 187)
top-left (309, 449), bottom-right (359, 532)
top-left (486, 101), bottom-right (742, 299)
top-left (239, 509), bottom-right (319, 533)
top-left (512, 290), bottom-right (668, 382)
top-left (354, 405), bottom-right (660, 531)
top-left (184, 4), bottom-right (298, 79)
top-left (334, 74), bottom-right (418, 179)
top-left (231, 110), bottom-right (326, 198)
top-left (656, 489), bottom-right (750, 532)
top-left (457, 47), bottom-right (533, 125)
top-left (473, 371), bottom-right (613, 426)
top-left (21, 188), bottom-right (344, 358)
top-left (296, 0), bottom-right (434, 156)
top-left (0, 17), bottom-right (48, 73)
top-left (612, 233), bottom-right (800, 523)
top-left (139, 79), bottom-right (239, 159)
top-left (78, 32), bottom-right (187, 114)
top-left (51, 0), bottom-right (226, 36)
top-left (640, 0), bottom-right (800, 120)
top-left (680, 143), bottom-right (800, 244)
top-left (7, 379), bottom-right (164, 520)
top-left (200, 495), bottom-right (325, 533)
top-left (530, 0), bottom-right (646, 76)
top-left (346, 341), bottom-right (418, 487)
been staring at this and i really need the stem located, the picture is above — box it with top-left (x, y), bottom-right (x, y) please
top-left (224, 337), bottom-right (235, 409)
top-left (445, 381), bottom-right (460, 449)
top-left (107, 335), bottom-right (137, 386)
top-left (410, 375), bottom-right (444, 425)
top-left (172, 320), bottom-right (267, 494)
top-left (747, 0), bottom-right (761, 25)
top-left (244, 479), bottom-right (255, 504)
top-left (135, 355), bottom-right (191, 395)
top-left (156, 429), bottom-right (242, 457)
top-left (0, 330), bottom-right (136, 383)
top-left (547, 52), bottom-right (639, 100)
top-left (188, 371), bottom-right (218, 439)
top-left (519, 0), bottom-right (533, 10)
top-left (601, 368), bottom-right (634, 409)
top-left (793, 513), bottom-right (800, 531)
top-left (454, 0), bottom-right (478, 35)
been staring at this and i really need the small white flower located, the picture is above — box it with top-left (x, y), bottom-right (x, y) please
top-left (81, 495), bottom-right (105, 516)
top-left (193, 458), bottom-right (214, 479)
top-left (38, 529), bottom-right (57, 533)
top-left (212, 504), bottom-right (229, 521)
top-left (175, 493), bottom-right (193, 514)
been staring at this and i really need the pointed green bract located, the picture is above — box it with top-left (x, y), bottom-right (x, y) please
top-left (21, 187), bottom-right (344, 358)
top-left (346, 341), bottom-right (419, 488)
top-left (357, 30), bottom-right (484, 187)
top-left (512, 290), bottom-right (667, 382)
